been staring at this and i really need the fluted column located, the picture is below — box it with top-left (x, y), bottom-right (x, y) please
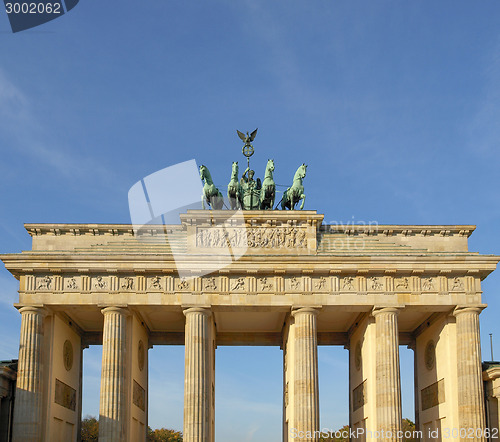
top-left (373, 307), bottom-right (402, 441)
top-left (183, 307), bottom-right (211, 442)
top-left (454, 306), bottom-right (486, 441)
top-left (99, 307), bottom-right (129, 442)
top-left (291, 308), bottom-right (319, 442)
top-left (12, 306), bottom-right (46, 442)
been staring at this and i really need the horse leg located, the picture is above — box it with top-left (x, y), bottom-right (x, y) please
top-left (300, 194), bottom-right (306, 210)
top-left (281, 191), bottom-right (287, 210)
top-left (215, 192), bottom-right (223, 210)
top-left (201, 194), bottom-right (206, 210)
top-left (228, 190), bottom-right (236, 210)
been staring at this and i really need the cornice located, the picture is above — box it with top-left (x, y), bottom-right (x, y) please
top-left (1, 252), bottom-right (498, 278)
top-left (23, 222), bottom-right (476, 238)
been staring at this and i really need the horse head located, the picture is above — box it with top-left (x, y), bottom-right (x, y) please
top-left (199, 165), bottom-right (206, 180)
top-left (294, 163), bottom-right (307, 181)
top-left (267, 159), bottom-right (275, 172)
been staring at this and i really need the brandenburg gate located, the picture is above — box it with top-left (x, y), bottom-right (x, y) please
top-left (1, 210), bottom-right (498, 441)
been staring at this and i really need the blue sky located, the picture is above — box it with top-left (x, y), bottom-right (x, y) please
top-left (1, 0), bottom-right (500, 440)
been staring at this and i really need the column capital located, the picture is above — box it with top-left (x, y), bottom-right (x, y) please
top-left (18, 306), bottom-right (48, 316)
top-left (291, 307), bottom-right (320, 317)
top-left (453, 305), bottom-right (486, 317)
top-left (183, 307), bottom-right (211, 317)
top-left (372, 306), bottom-right (402, 317)
top-left (101, 306), bottom-right (130, 316)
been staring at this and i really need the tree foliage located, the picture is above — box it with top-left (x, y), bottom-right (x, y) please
top-left (81, 415), bottom-right (99, 442)
top-left (147, 427), bottom-right (183, 442)
top-left (402, 418), bottom-right (417, 442)
top-left (80, 416), bottom-right (183, 442)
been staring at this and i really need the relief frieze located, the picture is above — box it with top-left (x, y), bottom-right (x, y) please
top-left (394, 277), bottom-right (410, 290)
top-left (231, 277), bottom-right (246, 291)
top-left (288, 277), bottom-right (302, 291)
top-left (342, 276), bottom-right (356, 291)
top-left (368, 277), bottom-right (384, 291)
top-left (37, 275), bottom-right (52, 290)
top-left (149, 276), bottom-right (162, 290)
top-left (27, 273), bottom-right (476, 298)
top-left (66, 277), bottom-right (78, 290)
top-left (450, 277), bottom-right (464, 291)
top-left (259, 277), bottom-right (274, 291)
top-left (94, 276), bottom-right (107, 290)
top-left (314, 276), bottom-right (327, 290)
top-left (196, 227), bottom-right (307, 249)
top-left (121, 277), bottom-right (134, 290)
top-left (204, 277), bottom-right (217, 291)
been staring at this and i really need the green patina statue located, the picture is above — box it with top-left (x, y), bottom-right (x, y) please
top-left (281, 163), bottom-right (307, 210)
top-left (227, 161), bottom-right (242, 210)
top-left (240, 167), bottom-right (261, 210)
top-left (237, 128), bottom-right (258, 162)
top-left (200, 130), bottom-right (306, 211)
top-left (260, 159), bottom-right (275, 210)
top-left (200, 165), bottom-right (223, 210)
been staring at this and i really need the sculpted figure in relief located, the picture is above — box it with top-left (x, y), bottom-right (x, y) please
top-left (289, 277), bottom-right (301, 290)
top-left (395, 277), bottom-right (409, 290)
top-left (342, 276), bottom-right (355, 291)
top-left (204, 277), bottom-right (217, 291)
top-left (369, 277), bottom-right (383, 291)
top-left (231, 277), bottom-right (245, 290)
top-left (315, 277), bottom-right (326, 290)
top-left (95, 276), bottom-right (107, 289)
top-left (196, 227), bottom-right (307, 249)
top-left (122, 277), bottom-right (134, 290)
top-left (150, 276), bottom-right (162, 290)
top-left (260, 277), bottom-right (273, 291)
top-left (422, 278), bottom-right (434, 291)
top-left (451, 277), bottom-right (464, 291)
top-left (37, 275), bottom-right (52, 290)
top-left (67, 277), bottom-right (78, 290)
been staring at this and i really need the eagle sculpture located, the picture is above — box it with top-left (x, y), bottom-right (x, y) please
top-left (237, 128), bottom-right (258, 146)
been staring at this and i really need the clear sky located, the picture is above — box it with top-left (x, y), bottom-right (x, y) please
top-left (1, 1), bottom-right (500, 440)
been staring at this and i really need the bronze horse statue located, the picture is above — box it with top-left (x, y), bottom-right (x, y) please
top-left (281, 164), bottom-right (307, 210)
top-left (260, 159), bottom-right (275, 210)
top-left (200, 165), bottom-right (223, 210)
top-left (227, 161), bottom-right (242, 210)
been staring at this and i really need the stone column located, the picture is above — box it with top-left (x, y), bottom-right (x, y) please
top-left (184, 307), bottom-right (212, 442)
top-left (454, 306), bottom-right (486, 440)
top-left (99, 307), bottom-right (129, 442)
top-left (291, 308), bottom-right (319, 441)
top-left (12, 306), bottom-right (46, 442)
top-left (373, 307), bottom-right (402, 441)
